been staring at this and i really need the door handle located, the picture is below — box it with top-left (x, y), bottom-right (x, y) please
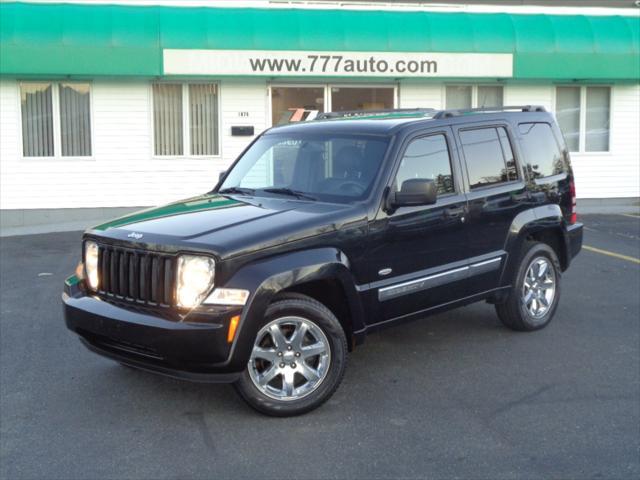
top-left (444, 206), bottom-right (466, 222)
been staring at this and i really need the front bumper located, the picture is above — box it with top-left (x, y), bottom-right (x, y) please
top-left (63, 277), bottom-right (244, 383)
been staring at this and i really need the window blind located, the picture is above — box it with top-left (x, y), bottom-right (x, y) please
top-left (20, 83), bottom-right (54, 157)
top-left (189, 84), bottom-right (219, 156)
top-left (59, 83), bottom-right (92, 156)
top-left (153, 84), bottom-right (183, 156)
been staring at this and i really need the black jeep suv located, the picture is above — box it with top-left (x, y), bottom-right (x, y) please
top-left (63, 106), bottom-right (583, 416)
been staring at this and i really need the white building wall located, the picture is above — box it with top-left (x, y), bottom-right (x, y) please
top-left (0, 78), bottom-right (267, 210)
top-left (1, 78), bottom-right (638, 210)
top-left (572, 84), bottom-right (640, 199)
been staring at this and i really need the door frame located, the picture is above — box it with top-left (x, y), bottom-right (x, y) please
top-left (375, 124), bottom-right (467, 220)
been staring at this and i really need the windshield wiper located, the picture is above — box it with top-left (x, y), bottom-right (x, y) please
top-left (218, 186), bottom-right (255, 196)
top-left (261, 188), bottom-right (317, 201)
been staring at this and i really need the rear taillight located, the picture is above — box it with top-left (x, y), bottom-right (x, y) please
top-left (569, 179), bottom-right (577, 224)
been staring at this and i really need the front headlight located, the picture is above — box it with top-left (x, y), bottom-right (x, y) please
top-left (176, 255), bottom-right (215, 308)
top-left (84, 241), bottom-right (99, 290)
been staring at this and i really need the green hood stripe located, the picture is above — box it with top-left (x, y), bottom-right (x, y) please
top-left (93, 195), bottom-right (240, 231)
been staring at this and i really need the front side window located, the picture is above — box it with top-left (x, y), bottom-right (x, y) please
top-left (20, 82), bottom-right (91, 157)
top-left (153, 83), bottom-right (219, 156)
top-left (555, 86), bottom-right (610, 152)
top-left (518, 123), bottom-right (565, 179)
top-left (459, 127), bottom-right (518, 189)
top-left (395, 134), bottom-right (455, 195)
top-left (220, 133), bottom-right (390, 203)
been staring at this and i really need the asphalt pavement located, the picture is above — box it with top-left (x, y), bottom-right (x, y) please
top-left (1, 214), bottom-right (638, 480)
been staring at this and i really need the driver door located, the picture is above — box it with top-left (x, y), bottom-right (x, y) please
top-left (366, 128), bottom-right (471, 324)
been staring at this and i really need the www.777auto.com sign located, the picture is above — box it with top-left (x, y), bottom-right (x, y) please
top-left (163, 49), bottom-right (513, 77)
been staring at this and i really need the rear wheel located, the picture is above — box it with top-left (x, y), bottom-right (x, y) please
top-left (234, 294), bottom-right (347, 416)
top-left (496, 241), bottom-right (561, 331)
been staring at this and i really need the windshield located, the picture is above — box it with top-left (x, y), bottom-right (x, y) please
top-left (219, 132), bottom-right (390, 203)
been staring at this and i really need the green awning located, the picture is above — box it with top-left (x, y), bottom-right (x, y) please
top-left (1, 1), bottom-right (638, 80)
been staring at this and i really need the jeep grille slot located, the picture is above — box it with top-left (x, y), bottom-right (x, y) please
top-left (97, 244), bottom-right (175, 307)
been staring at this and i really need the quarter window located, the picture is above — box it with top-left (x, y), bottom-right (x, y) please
top-left (152, 83), bottom-right (219, 156)
top-left (518, 123), bottom-right (565, 179)
top-left (396, 134), bottom-right (455, 195)
top-left (459, 127), bottom-right (518, 189)
top-left (20, 82), bottom-right (92, 157)
top-left (555, 86), bottom-right (610, 152)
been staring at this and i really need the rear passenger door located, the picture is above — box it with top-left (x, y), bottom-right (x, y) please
top-left (452, 123), bottom-right (531, 292)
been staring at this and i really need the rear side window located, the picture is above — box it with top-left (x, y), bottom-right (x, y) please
top-left (518, 123), bottom-right (566, 179)
top-left (396, 134), bottom-right (455, 195)
top-left (459, 127), bottom-right (518, 189)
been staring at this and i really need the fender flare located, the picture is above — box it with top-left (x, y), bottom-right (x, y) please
top-left (500, 204), bottom-right (568, 286)
top-left (221, 247), bottom-right (364, 371)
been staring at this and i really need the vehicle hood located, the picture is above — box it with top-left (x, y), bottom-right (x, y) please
top-left (88, 193), bottom-right (361, 259)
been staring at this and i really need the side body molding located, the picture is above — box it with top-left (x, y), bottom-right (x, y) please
top-left (220, 248), bottom-right (364, 370)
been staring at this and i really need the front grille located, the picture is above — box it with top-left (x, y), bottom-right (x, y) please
top-left (97, 243), bottom-right (175, 307)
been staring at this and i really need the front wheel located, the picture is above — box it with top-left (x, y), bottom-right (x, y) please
top-left (234, 294), bottom-right (347, 416)
top-left (496, 241), bottom-right (561, 331)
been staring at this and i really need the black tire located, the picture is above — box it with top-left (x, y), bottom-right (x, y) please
top-left (496, 241), bottom-right (562, 332)
top-left (234, 293), bottom-right (348, 417)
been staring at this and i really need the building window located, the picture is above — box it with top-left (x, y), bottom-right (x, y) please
top-left (445, 85), bottom-right (503, 109)
top-left (152, 83), bottom-right (219, 157)
top-left (20, 82), bottom-right (92, 158)
top-left (459, 127), bottom-right (518, 189)
top-left (271, 86), bottom-right (324, 125)
top-left (59, 83), bottom-right (92, 157)
top-left (555, 86), bottom-right (610, 152)
top-left (330, 86), bottom-right (395, 112)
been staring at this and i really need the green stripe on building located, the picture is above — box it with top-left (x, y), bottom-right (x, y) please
top-left (1, 1), bottom-right (639, 80)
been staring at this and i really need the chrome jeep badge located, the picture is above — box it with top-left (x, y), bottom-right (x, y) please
top-left (127, 232), bottom-right (143, 240)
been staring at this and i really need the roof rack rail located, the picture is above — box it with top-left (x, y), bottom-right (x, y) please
top-left (315, 108), bottom-right (436, 120)
top-left (432, 105), bottom-right (546, 119)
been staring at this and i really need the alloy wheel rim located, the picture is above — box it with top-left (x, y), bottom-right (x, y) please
top-left (522, 256), bottom-right (556, 319)
top-left (248, 316), bottom-right (331, 401)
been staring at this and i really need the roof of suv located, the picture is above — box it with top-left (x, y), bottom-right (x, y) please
top-left (265, 106), bottom-right (550, 136)
top-left (267, 117), bottom-right (428, 135)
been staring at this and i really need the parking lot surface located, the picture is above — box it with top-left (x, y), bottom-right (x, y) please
top-left (1, 214), bottom-right (639, 480)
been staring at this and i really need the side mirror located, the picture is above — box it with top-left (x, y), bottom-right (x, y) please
top-left (218, 170), bottom-right (227, 183)
top-left (392, 178), bottom-right (438, 208)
